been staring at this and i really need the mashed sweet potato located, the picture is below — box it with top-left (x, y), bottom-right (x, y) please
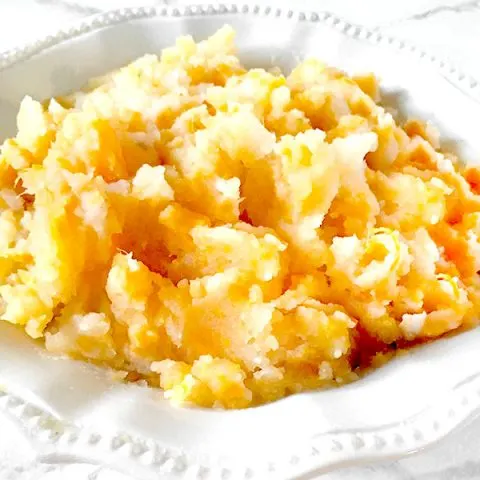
top-left (1, 26), bottom-right (480, 408)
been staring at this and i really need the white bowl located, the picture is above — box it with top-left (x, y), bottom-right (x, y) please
top-left (1, 5), bottom-right (480, 479)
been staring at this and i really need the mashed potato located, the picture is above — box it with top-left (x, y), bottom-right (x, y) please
top-left (1, 26), bottom-right (480, 408)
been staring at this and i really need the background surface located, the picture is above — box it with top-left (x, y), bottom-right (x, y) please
top-left (1, 1), bottom-right (480, 479)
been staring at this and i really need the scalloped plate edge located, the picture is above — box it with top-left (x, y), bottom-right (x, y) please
top-left (1, 3), bottom-right (480, 103)
top-left (2, 370), bottom-right (480, 479)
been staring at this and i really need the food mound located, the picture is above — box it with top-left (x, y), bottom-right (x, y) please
top-left (1, 26), bottom-right (480, 409)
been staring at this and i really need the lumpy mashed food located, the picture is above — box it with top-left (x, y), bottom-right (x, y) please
top-left (1, 27), bottom-right (480, 408)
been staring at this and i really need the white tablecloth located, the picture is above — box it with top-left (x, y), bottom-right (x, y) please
top-left (2, 1), bottom-right (480, 479)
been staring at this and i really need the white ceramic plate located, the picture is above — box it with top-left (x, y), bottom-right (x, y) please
top-left (2, 5), bottom-right (480, 480)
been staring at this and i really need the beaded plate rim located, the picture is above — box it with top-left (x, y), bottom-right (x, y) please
top-left (1, 2), bottom-right (479, 100)
top-left (1, 4), bottom-right (480, 479)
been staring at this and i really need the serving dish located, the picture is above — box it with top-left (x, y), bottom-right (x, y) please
top-left (2, 4), bottom-right (480, 479)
